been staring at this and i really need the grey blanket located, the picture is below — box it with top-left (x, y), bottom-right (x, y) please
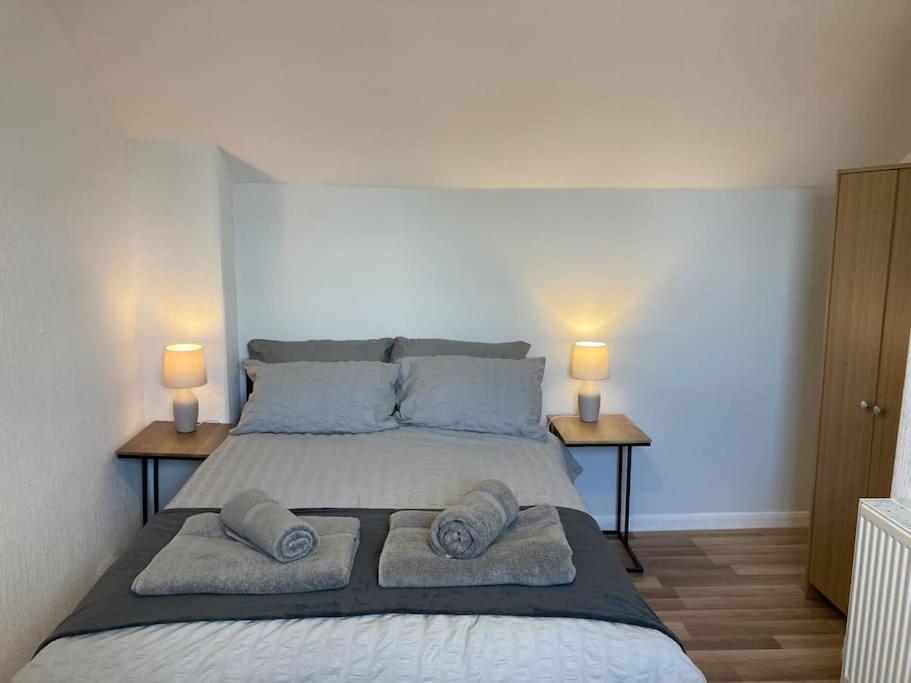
top-left (132, 513), bottom-right (359, 595)
top-left (382, 505), bottom-right (575, 588)
top-left (430, 479), bottom-right (520, 559)
top-left (221, 488), bottom-right (319, 562)
top-left (41, 507), bottom-right (681, 653)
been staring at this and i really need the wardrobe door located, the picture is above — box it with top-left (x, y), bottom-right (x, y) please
top-left (809, 169), bottom-right (897, 612)
top-left (869, 169), bottom-right (911, 496)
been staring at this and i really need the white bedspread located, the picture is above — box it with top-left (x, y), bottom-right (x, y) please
top-left (17, 428), bottom-right (704, 682)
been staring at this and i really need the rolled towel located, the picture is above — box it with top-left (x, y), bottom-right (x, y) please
top-left (220, 489), bottom-right (318, 563)
top-left (430, 479), bottom-right (519, 559)
top-left (380, 505), bottom-right (575, 588)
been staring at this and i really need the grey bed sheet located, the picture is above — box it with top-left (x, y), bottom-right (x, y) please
top-left (169, 427), bottom-right (585, 511)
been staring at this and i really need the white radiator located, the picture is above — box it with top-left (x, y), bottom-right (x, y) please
top-left (843, 499), bottom-right (911, 682)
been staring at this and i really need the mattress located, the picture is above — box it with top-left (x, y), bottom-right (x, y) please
top-left (17, 428), bottom-right (704, 682)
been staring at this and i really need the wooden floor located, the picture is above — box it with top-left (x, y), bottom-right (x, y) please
top-left (620, 527), bottom-right (846, 682)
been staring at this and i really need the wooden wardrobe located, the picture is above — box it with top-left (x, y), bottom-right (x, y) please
top-left (808, 162), bottom-right (911, 613)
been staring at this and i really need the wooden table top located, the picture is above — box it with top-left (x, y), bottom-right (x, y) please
top-left (547, 414), bottom-right (651, 447)
top-left (116, 421), bottom-right (234, 460)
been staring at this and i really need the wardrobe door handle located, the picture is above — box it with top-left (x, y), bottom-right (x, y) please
top-left (859, 400), bottom-right (870, 411)
top-left (872, 405), bottom-right (883, 417)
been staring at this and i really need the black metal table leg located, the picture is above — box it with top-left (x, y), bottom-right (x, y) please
top-left (141, 457), bottom-right (148, 525)
top-left (603, 444), bottom-right (644, 573)
top-left (615, 445), bottom-right (623, 535)
top-left (620, 445), bottom-right (643, 573)
top-left (624, 446), bottom-right (632, 541)
top-left (153, 458), bottom-right (160, 514)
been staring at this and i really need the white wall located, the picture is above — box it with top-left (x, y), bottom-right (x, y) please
top-left (234, 184), bottom-right (833, 528)
top-left (885, 151), bottom-right (909, 505)
top-left (130, 141), bottom-right (240, 425)
top-left (0, 1), bottom-right (144, 678)
top-left (217, 152), bottom-right (241, 421)
top-left (892, 335), bottom-right (911, 507)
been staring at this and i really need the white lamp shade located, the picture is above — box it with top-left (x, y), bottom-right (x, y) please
top-left (570, 341), bottom-right (610, 380)
top-left (162, 343), bottom-right (207, 388)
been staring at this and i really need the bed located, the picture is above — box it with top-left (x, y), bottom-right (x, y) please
top-left (16, 426), bottom-right (702, 682)
top-left (19, 340), bottom-right (704, 681)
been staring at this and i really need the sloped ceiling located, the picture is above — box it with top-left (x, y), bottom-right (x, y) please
top-left (52, 0), bottom-right (911, 188)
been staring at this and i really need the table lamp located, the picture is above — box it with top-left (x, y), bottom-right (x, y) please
top-left (162, 343), bottom-right (207, 433)
top-left (571, 341), bottom-right (609, 422)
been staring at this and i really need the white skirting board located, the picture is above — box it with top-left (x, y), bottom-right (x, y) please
top-left (595, 510), bottom-right (809, 532)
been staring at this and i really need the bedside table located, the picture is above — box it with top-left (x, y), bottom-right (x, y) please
top-left (117, 421), bottom-right (233, 524)
top-left (548, 414), bottom-right (651, 573)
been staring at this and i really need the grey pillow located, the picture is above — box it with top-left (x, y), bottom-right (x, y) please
top-left (396, 356), bottom-right (546, 441)
top-left (233, 360), bottom-right (399, 435)
top-left (389, 337), bottom-right (530, 362)
top-left (248, 338), bottom-right (394, 363)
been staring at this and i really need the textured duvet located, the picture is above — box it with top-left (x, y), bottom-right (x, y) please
top-left (16, 428), bottom-right (704, 682)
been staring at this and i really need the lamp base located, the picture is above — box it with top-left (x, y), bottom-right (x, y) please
top-left (173, 388), bottom-right (199, 433)
top-left (578, 390), bottom-right (601, 423)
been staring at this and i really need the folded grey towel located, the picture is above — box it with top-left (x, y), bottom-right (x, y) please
top-left (220, 488), bottom-right (318, 562)
top-left (380, 504), bottom-right (575, 588)
top-left (430, 479), bottom-right (520, 559)
top-left (132, 513), bottom-right (360, 595)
